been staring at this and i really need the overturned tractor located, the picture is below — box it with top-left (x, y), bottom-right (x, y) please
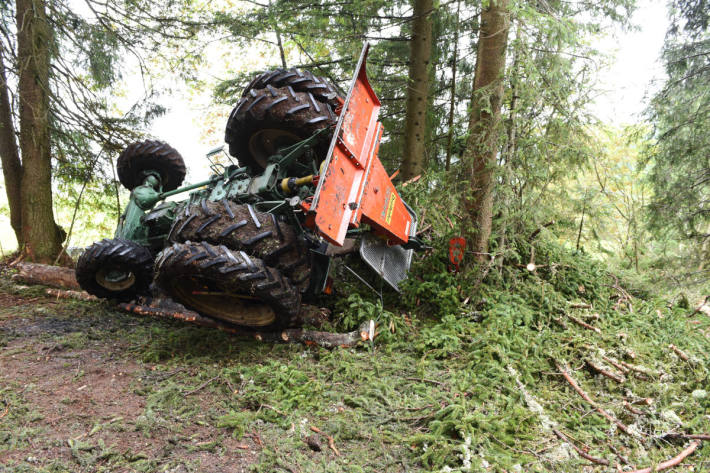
top-left (76, 44), bottom-right (424, 330)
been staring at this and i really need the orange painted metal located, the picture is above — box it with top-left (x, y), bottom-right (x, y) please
top-left (311, 43), bottom-right (413, 246)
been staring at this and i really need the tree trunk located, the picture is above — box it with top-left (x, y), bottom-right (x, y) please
top-left (400, 0), bottom-right (433, 181)
top-left (462, 0), bottom-right (510, 263)
top-left (0, 48), bottom-right (23, 245)
top-left (444, 0), bottom-right (461, 172)
top-left (16, 0), bottom-right (62, 263)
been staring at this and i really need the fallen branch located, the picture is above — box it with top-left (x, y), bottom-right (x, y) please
top-left (184, 375), bottom-right (220, 396)
top-left (569, 302), bottom-right (592, 309)
top-left (623, 401), bottom-right (644, 415)
top-left (529, 220), bottom-right (555, 241)
top-left (607, 442), bottom-right (630, 465)
top-left (11, 262), bottom-right (81, 290)
top-left (663, 433), bottom-right (710, 441)
top-left (625, 397), bottom-right (654, 406)
top-left (45, 288), bottom-right (97, 301)
top-left (627, 441), bottom-right (700, 473)
top-left (552, 429), bottom-right (609, 466)
top-left (0, 406), bottom-right (8, 419)
top-left (668, 344), bottom-right (689, 361)
top-left (691, 296), bottom-right (709, 316)
top-left (405, 377), bottom-right (445, 386)
top-left (619, 361), bottom-right (659, 379)
top-left (566, 313), bottom-right (601, 333)
top-left (601, 354), bottom-right (629, 374)
top-left (555, 363), bottom-right (636, 437)
top-left (310, 426), bottom-right (340, 456)
top-left (586, 360), bottom-right (625, 383)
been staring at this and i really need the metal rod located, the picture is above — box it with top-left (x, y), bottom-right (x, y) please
top-left (159, 178), bottom-right (217, 199)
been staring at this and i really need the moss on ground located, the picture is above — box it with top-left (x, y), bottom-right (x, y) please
top-left (0, 238), bottom-right (709, 472)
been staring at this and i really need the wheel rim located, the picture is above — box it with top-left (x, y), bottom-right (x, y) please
top-left (169, 277), bottom-right (277, 327)
top-left (96, 268), bottom-right (136, 292)
top-left (248, 129), bottom-right (301, 168)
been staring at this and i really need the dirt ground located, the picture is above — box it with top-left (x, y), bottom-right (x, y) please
top-left (0, 287), bottom-right (259, 472)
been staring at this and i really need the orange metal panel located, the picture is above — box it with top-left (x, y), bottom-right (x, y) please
top-left (311, 43), bottom-right (412, 246)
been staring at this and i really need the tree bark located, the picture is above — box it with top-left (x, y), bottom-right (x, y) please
top-left (462, 0), bottom-right (510, 263)
top-left (400, 0), bottom-right (433, 181)
top-left (444, 0), bottom-right (461, 172)
top-left (0, 48), bottom-right (23, 245)
top-left (12, 262), bottom-right (81, 290)
top-left (16, 0), bottom-right (62, 263)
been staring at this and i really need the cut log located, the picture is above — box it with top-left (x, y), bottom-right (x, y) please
top-left (11, 262), bottom-right (80, 290)
top-left (45, 288), bottom-right (97, 301)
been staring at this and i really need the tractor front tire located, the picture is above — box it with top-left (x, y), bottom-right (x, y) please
top-left (75, 238), bottom-right (153, 301)
top-left (225, 86), bottom-right (337, 170)
top-left (154, 241), bottom-right (301, 329)
top-left (117, 140), bottom-right (186, 192)
top-left (168, 200), bottom-right (312, 292)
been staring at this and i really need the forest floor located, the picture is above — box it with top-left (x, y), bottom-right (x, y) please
top-left (1, 267), bottom-right (709, 473)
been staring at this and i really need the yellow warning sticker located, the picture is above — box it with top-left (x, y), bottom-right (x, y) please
top-left (385, 193), bottom-right (396, 225)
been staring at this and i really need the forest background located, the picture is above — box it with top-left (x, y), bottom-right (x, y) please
top-left (0, 0), bottom-right (707, 298)
top-left (1, 1), bottom-right (710, 471)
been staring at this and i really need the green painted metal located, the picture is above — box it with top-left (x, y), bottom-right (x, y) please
top-left (112, 131), bottom-right (334, 295)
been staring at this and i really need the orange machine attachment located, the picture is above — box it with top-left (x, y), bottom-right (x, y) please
top-left (310, 43), bottom-right (414, 247)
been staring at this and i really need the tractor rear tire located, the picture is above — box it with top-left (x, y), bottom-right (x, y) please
top-left (117, 140), bottom-right (186, 192)
top-left (75, 238), bottom-right (153, 301)
top-left (154, 241), bottom-right (301, 329)
top-left (168, 199), bottom-right (312, 292)
top-left (225, 86), bottom-right (337, 171)
top-left (242, 68), bottom-right (341, 108)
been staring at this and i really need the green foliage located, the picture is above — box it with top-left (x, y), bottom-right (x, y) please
top-left (646, 0), bottom-right (710, 246)
top-left (216, 410), bottom-right (253, 439)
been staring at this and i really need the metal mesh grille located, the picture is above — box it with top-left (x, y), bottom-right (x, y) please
top-left (359, 234), bottom-right (413, 291)
top-left (359, 201), bottom-right (417, 292)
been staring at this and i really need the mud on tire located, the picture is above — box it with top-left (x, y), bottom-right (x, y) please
top-left (225, 86), bottom-right (337, 170)
top-left (168, 199), bottom-right (312, 292)
top-left (154, 241), bottom-right (301, 329)
top-left (117, 140), bottom-right (186, 192)
top-left (75, 238), bottom-right (153, 301)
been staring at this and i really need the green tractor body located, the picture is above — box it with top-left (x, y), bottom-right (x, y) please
top-left (76, 43), bottom-right (424, 330)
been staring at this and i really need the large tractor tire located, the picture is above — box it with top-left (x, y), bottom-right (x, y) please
top-left (168, 199), bottom-right (311, 292)
top-left (242, 68), bottom-right (341, 108)
top-left (225, 86), bottom-right (337, 171)
top-left (117, 140), bottom-right (186, 192)
top-left (75, 238), bottom-right (153, 301)
top-left (154, 241), bottom-right (301, 329)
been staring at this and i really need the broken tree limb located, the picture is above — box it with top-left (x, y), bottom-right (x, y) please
top-left (11, 262), bottom-right (81, 290)
top-left (552, 429), bottom-right (609, 466)
top-left (586, 360), bottom-right (625, 383)
top-left (529, 220), bottom-right (555, 241)
top-left (309, 426), bottom-right (340, 457)
top-left (627, 441), bottom-right (700, 473)
top-left (668, 344), bottom-right (689, 361)
top-left (663, 433), bottom-right (710, 441)
top-left (566, 313), bottom-right (601, 333)
top-left (45, 288), bottom-right (97, 302)
top-left (601, 354), bottom-right (630, 374)
top-left (619, 361), bottom-right (659, 379)
top-left (555, 363), bottom-right (636, 438)
top-left (623, 401), bottom-right (644, 415)
top-left (569, 302), bottom-right (592, 309)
